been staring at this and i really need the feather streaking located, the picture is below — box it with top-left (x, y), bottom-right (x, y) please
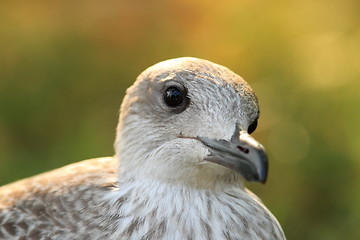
top-left (0, 57), bottom-right (286, 240)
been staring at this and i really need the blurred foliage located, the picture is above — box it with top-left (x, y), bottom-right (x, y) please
top-left (1, 0), bottom-right (360, 239)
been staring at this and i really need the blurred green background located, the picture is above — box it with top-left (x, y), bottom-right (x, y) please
top-left (1, 0), bottom-right (359, 239)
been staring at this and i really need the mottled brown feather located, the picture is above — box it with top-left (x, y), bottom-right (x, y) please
top-left (0, 158), bottom-right (118, 239)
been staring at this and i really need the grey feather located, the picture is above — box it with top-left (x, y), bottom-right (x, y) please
top-left (0, 57), bottom-right (286, 240)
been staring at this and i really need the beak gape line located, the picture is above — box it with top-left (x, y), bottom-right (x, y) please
top-left (197, 127), bottom-right (268, 183)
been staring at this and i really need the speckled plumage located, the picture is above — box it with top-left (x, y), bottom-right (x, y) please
top-left (0, 57), bottom-right (286, 239)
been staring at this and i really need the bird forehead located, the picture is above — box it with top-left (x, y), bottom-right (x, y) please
top-left (130, 57), bottom-right (259, 122)
top-left (139, 59), bottom-right (254, 99)
top-left (140, 57), bottom-right (247, 86)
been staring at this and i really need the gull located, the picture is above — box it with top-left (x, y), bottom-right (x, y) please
top-left (0, 57), bottom-right (286, 239)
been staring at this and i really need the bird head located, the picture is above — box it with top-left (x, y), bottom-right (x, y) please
top-left (115, 57), bottom-right (267, 189)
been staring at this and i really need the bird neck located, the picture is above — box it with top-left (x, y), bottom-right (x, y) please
top-left (103, 178), bottom-right (280, 239)
top-left (116, 160), bottom-right (246, 191)
top-left (105, 177), bottom-right (251, 218)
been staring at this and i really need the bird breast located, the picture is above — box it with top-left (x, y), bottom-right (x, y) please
top-left (104, 179), bottom-right (285, 240)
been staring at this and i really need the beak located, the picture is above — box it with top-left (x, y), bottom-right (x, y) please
top-left (197, 126), bottom-right (268, 183)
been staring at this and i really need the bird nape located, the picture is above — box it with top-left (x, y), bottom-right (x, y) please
top-left (0, 57), bottom-right (286, 240)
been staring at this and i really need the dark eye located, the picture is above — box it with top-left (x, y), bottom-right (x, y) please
top-left (247, 119), bottom-right (258, 134)
top-left (164, 86), bottom-right (186, 107)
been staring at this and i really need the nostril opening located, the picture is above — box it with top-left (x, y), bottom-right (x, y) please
top-left (237, 146), bottom-right (249, 154)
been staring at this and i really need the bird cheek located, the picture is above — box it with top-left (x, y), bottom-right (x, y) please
top-left (179, 121), bottom-right (236, 142)
top-left (179, 138), bottom-right (211, 162)
top-left (196, 146), bottom-right (212, 164)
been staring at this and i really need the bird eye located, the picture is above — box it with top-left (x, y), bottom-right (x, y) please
top-left (247, 119), bottom-right (258, 134)
top-left (164, 86), bottom-right (186, 108)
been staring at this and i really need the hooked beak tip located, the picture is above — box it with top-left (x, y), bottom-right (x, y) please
top-left (197, 129), bottom-right (269, 184)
